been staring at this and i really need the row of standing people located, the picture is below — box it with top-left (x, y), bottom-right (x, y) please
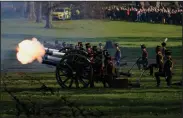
top-left (104, 6), bottom-right (182, 25)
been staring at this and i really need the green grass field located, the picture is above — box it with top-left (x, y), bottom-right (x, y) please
top-left (1, 19), bottom-right (182, 118)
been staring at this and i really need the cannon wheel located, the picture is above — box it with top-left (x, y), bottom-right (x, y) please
top-left (56, 54), bottom-right (93, 88)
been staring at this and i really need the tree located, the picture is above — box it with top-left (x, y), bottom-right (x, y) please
top-left (28, 2), bottom-right (36, 20)
top-left (44, 2), bottom-right (64, 29)
top-left (36, 2), bottom-right (42, 23)
top-left (23, 2), bottom-right (28, 18)
top-left (44, 2), bottom-right (53, 28)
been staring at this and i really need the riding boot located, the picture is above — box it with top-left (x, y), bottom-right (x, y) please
top-left (155, 73), bottom-right (160, 87)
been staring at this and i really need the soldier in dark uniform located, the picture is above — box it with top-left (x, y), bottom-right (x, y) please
top-left (114, 43), bottom-right (121, 67)
top-left (99, 43), bottom-right (103, 51)
top-left (55, 40), bottom-right (61, 49)
top-left (78, 42), bottom-right (84, 50)
top-left (136, 44), bottom-right (148, 70)
top-left (62, 42), bottom-right (66, 48)
top-left (92, 45), bottom-right (103, 79)
top-left (69, 44), bottom-right (74, 49)
top-left (85, 43), bottom-right (94, 63)
top-left (103, 50), bottom-right (114, 87)
top-left (161, 41), bottom-right (166, 58)
top-left (155, 50), bottom-right (173, 87)
top-left (146, 46), bottom-right (164, 76)
top-left (85, 43), bottom-right (94, 87)
top-left (55, 40), bottom-right (58, 44)
top-left (92, 46), bottom-right (98, 57)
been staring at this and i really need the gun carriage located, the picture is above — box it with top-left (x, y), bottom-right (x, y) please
top-left (42, 45), bottom-right (131, 88)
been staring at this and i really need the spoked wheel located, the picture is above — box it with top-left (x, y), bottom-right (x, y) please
top-left (56, 54), bottom-right (93, 88)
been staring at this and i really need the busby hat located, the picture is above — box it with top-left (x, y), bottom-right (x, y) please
top-left (141, 44), bottom-right (146, 49)
top-left (85, 43), bottom-right (91, 48)
top-left (85, 43), bottom-right (90, 46)
top-left (156, 45), bottom-right (161, 51)
top-left (78, 42), bottom-right (83, 47)
top-left (161, 42), bottom-right (166, 47)
top-left (114, 43), bottom-right (119, 47)
top-left (92, 46), bottom-right (97, 50)
top-left (78, 42), bottom-right (82, 45)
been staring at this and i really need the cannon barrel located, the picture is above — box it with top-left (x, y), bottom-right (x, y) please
top-left (44, 48), bottom-right (59, 52)
top-left (42, 47), bottom-right (66, 66)
top-left (46, 51), bottom-right (65, 57)
top-left (44, 48), bottom-right (65, 57)
top-left (41, 55), bottom-right (61, 66)
top-left (44, 55), bottom-right (61, 62)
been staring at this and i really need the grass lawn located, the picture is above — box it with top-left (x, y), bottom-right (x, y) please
top-left (1, 18), bottom-right (182, 118)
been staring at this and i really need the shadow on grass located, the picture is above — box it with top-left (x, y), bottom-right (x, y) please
top-left (3, 85), bottom-right (181, 94)
top-left (0, 96), bottom-right (181, 115)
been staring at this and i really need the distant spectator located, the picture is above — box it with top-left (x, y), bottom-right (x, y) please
top-left (104, 5), bottom-right (182, 26)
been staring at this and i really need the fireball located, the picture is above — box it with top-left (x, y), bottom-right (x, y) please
top-left (16, 37), bottom-right (45, 64)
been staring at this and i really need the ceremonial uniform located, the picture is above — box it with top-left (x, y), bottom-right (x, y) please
top-left (147, 46), bottom-right (164, 75)
top-left (85, 43), bottom-right (94, 87)
top-left (62, 42), bottom-right (66, 48)
top-left (85, 43), bottom-right (94, 63)
top-left (161, 42), bottom-right (167, 60)
top-left (137, 44), bottom-right (148, 70)
top-left (114, 43), bottom-right (121, 67)
top-left (55, 40), bottom-right (59, 49)
top-left (155, 50), bottom-right (173, 87)
top-left (103, 54), bottom-right (114, 87)
top-left (78, 42), bottom-right (84, 50)
top-left (99, 43), bottom-right (103, 52)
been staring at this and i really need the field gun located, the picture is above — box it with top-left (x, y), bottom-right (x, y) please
top-left (42, 46), bottom-right (132, 88)
top-left (42, 47), bottom-right (93, 88)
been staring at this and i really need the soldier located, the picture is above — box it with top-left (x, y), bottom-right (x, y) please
top-left (78, 42), bottom-right (84, 50)
top-left (92, 45), bottom-right (103, 75)
top-left (55, 40), bottom-right (58, 45)
top-left (69, 44), bottom-right (74, 49)
top-left (55, 40), bottom-right (61, 49)
top-left (85, 43), bottom-right (95, 87)
top-left (136, 44), bottom-right (148, 70)
top-left (92, 46), bottom-right (98, 60)
top-left (161, 41), bottom-right (166, 58)
top-left (99, 43), bottom-right (103, 51)
top-left (155, 50), bottom-right (173, 87)
top-left (103, 55), bottom-right (114, 87)
top-left (85, 43), bottom-right (94, 63)
top-left (146, 46), bottom-right (164, 76)
top-left (62, 42), bottom-right (66, 48)
top-left (114, 43), bottom-right (121, 67)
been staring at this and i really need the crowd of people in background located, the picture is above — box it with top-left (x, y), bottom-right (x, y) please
top-left (103, 6), bottom-right (182, 25)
